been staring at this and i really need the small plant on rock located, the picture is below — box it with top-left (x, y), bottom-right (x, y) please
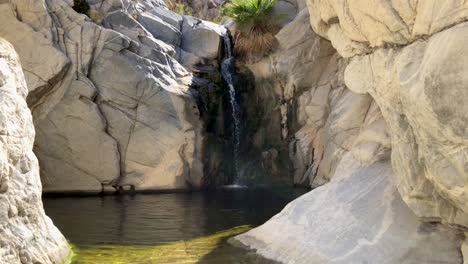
top-left (224, 0), bottom-right (279, 59)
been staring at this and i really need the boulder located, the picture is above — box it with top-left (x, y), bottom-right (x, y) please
top-left (236, 159), bottom-right (463, 264)
top-left (0, 38), bottom-right (70, 263)
top-left (181, 16), bottom-right (226, 60)
top-left (345, 22), bottom-right (468, 228)
top-left (138, 12), bottom-right (182, 46)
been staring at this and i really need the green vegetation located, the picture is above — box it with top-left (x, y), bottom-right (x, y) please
top-left (223, 0), bottom-right (279, 58)
top-left (224, 0), bottom-right (276, 29)
top-left (72, 0), bottom-right (90, 15)
top-left (69, 225), bottom-right (252, 263)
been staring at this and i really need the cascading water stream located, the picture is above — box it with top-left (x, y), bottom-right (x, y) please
top-left (220, 31), bottom-right (242, 185)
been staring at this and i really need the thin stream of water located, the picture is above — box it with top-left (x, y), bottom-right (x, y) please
top-left (220, 32), bottom-right (242, 184)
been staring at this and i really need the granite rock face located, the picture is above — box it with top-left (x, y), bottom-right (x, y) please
top-left (246, 9), bottom-right (389, 187)
top-left (308, 0), bottom-right (468, 58)
top-left (0, 38), bottom-right (70, 264)
top-left (306, 0), bottom-right (468, 230)
top-left (236, 159), bottom-right (464, 264)
top-left (0, 0), bottom-right (226, 193)
top-left (345, 22), bottom-right (468, 228)
top-left (236, 1), bottom-right (468, 263)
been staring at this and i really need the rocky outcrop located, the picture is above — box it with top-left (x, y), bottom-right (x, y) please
top-left (308, 0), bottom-right (468, 229)
top-left (0, 38), bottom-right (70, 263)
top-left (237, 159), bottom-right (463, 264)
top-left (236, 0), bottom-right (468, 263)
top-left (345, 23), bottom-right (468, 228)
top-left (308, 0), bottom-right (468, 58)
top-left (245, 8), bottom-right (389, 187)
top-left (0, 0), bottom-right (226, 193)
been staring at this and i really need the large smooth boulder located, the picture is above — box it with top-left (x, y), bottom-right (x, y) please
top-left (345, 22), bottom-right (468, 228)
top-left (0, 38), bottom-right (70, 263)
top-left (236, 159), bottom-right (463, 264)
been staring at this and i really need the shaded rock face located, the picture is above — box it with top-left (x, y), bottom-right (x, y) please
top-left (245, 8), bottom-right (389, 187)
top-left (0, 38), bottom-right (70, 263)
top-left (0, 0), bottom-right (226, 193)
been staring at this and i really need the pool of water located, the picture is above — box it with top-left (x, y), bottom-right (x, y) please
top-left (43, 186), bottom-right (306, 264)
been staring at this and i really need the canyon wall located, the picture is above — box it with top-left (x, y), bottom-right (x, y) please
top-left (0, 0), bottom-right (226, 193)
top-left (0, 38), bottom-right (70, 264)
top-left (236, 1), bottom-right (468, 263)
top-left (244, 6), bottom-right (389, 188)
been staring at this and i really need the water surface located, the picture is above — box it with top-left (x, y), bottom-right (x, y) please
top-left (44, 187), bottom-right (306, 263)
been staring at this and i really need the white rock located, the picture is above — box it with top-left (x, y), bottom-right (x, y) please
top-left (181, 16), bottom-right (225, 60)
top-left (345, 22), bottom-right (468, 228)
top-left (308, 0), bottom-right (468, 57)
top-left (236, 159), bottom-right (463, 264)
top-left (0, 0), bottom-right (215, 193)
top-left (0, 38), bottom-right (70, 264)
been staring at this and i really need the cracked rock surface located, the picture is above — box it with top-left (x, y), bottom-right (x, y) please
top-left (0, 0), bottom-right (226, 193)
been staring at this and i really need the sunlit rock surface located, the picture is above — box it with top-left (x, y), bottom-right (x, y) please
top-left (345, 22), bottom-right (468, 228)
top-left (308, 0), bottom-right (468, 58)
top-left (0, 38), bottom-right (70, 263)
top-left (0, 0), bottom-right (225, 193)
top-left (236, 1), bottom-right (468, 263)
top-left (236, 159), bottom-right (463, 264)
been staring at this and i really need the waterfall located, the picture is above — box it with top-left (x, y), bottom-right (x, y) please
top-left (220, 31), bottom-right (242, 185)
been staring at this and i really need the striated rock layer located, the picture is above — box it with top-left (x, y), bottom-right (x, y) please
top-left (0, 0), bottom-right (226, 193)
top-left (0, 38), bottom-right (70, 263)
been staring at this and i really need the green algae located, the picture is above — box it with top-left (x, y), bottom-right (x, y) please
top-left (68, 225), bottom-right (252, 264)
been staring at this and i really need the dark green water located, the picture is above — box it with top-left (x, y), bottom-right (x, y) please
top-left (43, 187), bottom-right (306, 264)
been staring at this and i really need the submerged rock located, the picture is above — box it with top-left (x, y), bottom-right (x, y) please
top-left (0, 38), bottom-right (70, 263)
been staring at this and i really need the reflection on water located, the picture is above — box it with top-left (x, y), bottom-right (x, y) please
top-left (43, 187), bottom-right (306, 263)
